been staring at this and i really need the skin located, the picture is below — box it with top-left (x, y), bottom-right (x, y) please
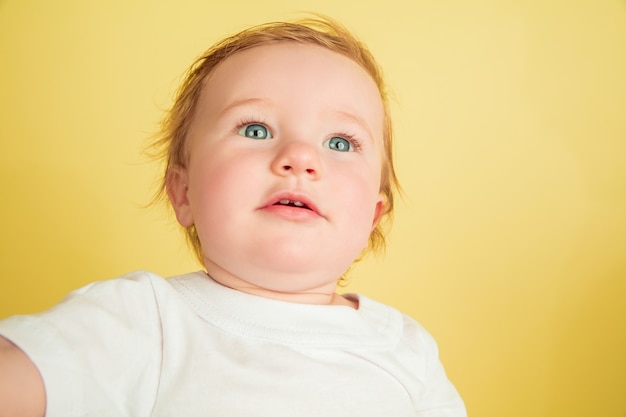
top-left (168, 42), bottom-right (386, 307)
top-left (0, 336), bottom-right (46, 417)
top-left (0, 41), bottom-right (388, 415)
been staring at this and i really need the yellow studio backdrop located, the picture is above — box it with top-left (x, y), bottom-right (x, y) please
top-left (1, 0), bottom-right (625, 416)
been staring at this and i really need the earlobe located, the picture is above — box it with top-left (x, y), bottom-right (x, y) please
top-left (166, 165), bottom-right (194, 227)
top-left (371, 193), bottom-right (387, 231)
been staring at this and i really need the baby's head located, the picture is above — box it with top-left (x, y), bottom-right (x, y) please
top-left (154, 17), bottom-right (399, 273)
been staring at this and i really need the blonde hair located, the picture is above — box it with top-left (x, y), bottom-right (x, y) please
top-left (152, 16), bottom-right (399, 265)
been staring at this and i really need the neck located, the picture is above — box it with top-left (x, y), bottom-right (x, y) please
top-left (202, 262), bottom-right (358, 308)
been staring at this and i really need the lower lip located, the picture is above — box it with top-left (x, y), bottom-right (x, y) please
top-left (260, 205), bottom-right (322, 221)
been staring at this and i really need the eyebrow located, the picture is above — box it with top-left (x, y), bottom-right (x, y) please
top-left (217, 97), bottom-right (377, 141)
top-left (217, 97), bottom-right (273, 118)
top-left (330, 109), bottom-right (376, 142)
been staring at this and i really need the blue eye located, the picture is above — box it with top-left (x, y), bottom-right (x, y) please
top-left (238, 123), bottom-right (272, 140)
top-left (324, 137), bottom-right (354, 152)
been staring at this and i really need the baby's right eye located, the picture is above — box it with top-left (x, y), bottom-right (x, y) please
top-left (237, 123), bottom-right (273, 140)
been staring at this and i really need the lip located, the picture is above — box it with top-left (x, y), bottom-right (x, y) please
top-left (259, 191), bottom-right (324, 220)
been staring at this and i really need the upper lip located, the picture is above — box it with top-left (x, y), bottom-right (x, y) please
top-left (260, 191), bottom-right (323, 217)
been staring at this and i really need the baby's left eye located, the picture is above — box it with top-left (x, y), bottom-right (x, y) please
top-left (237, 123), bottom-right (272, 140)
top-left (323, 137), bottom-right (354, 152)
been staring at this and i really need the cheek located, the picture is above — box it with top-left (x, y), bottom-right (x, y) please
top-left (187, 156), bottom-right (263, 228)
top-left (187, 165), bottom-right (228, 222)
top-left (351, 159), bottom-right (382, 202)
top-left (334, 168), bottom-right (381, 225)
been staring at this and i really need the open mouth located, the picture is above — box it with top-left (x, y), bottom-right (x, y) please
top-left (274, 199), bottom-right (312, 210)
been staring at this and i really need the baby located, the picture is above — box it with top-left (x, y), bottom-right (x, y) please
top-left (0, 17), bottom-right (467, 417)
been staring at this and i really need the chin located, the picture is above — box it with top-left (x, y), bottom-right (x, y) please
top-left (252, 255), bottom-right (355, 287)
top-left (251, 271), bottom-right (344, 294)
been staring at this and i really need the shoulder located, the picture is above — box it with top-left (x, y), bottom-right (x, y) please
top-left (0, 270), bottom-right (203, 417)
top-left (355, 295), bottom-right (467, 416)
top-left (360, 295), bottom-right (442, 367)
top-left (67, 269), bottom-right (168, 297)
top-left (399, 312), bottom-right (441, 356)
top-left (355, 294), bottom-right (437, 350)
top-left (0, 270), bottom-right (207, 361)
top-left (49, 270), bottom-right (204, 309)
top-left (0, 270), bottom-right (174, 348)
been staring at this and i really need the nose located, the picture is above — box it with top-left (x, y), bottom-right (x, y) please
top-left (270, 140), bottom-right (322, 179)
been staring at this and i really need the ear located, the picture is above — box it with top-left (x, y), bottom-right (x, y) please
top-left (166, 165), bottom-right (194, 227)
top-left (371, 193), bottom-right (387, 231)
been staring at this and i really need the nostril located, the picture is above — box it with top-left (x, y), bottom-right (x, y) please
top-left (305, 168), bottom-right (315, 174)
top-left (282, 165), bottom-right (292, 171)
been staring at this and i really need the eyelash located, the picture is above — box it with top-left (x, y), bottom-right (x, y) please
top-left (332, 131), bottom-right (363, 152)
top-left (234, 118), bottom-right (363, 151)
top-left (235, 118), bottom-right (270, 133)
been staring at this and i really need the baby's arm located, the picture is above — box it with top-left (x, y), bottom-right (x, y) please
top-left (0, 336), bottom-right (45, 417)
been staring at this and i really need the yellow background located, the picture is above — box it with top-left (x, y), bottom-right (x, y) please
top-left (1, 1), bottom-right (625, 416)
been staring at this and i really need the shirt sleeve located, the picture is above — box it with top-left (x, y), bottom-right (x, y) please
top-left (401, 315), bottom-right (468, 417)
top-left (0, 271), bottom-right (164, 417)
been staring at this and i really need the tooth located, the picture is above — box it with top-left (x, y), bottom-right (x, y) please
top-left (279, 199), bottom-right (290, 205)
top-left (293, 201), bottom-right (304, 207)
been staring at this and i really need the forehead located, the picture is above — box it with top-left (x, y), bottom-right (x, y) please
top-left (196, 41), bottom-right (384, 139)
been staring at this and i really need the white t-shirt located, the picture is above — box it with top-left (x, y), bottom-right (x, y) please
top-left (0, 270), bottom-right (466, 417)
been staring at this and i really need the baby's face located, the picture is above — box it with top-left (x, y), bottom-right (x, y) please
top-left (171, 42), bottom-right (385, 301)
